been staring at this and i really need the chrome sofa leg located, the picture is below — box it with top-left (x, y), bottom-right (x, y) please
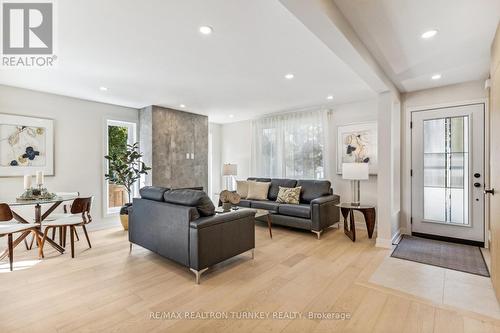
top-left (190, 268), bottom-right (209, 284)
top-left (129, 243), bottom-right (132, 253)
top-left (251, 248), bottom-right (255, 259)
top-left (311, 230), bottom-right (323, 240)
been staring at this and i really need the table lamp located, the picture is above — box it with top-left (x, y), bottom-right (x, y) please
top-left (342, 163), bottom-right (369, 206)
top-left (222, 163), bottom-right (237, 191)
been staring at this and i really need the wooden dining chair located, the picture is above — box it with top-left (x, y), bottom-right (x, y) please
top-left (40, 197), bottom-right (93, 258)
top-left (27, 192), bottom-right (81, 250)
top-left (0, 203), bottom-right (42, 271)
top-left (49, 192), bottom-right (81, 244)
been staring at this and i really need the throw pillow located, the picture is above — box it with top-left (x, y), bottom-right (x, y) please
top-left (246, 181), bottom-right (271, 200)
top-left (276, 186), bottom-right (301, 204)
top-left (236, 180), bottom-right (249, 199)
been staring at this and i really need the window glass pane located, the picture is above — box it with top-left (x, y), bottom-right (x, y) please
top-left (424, 153), bottom-right (445, 187)
top-left (424, 187), bottom-right (446, 221)
top-left (423, 119), bottom-right (445, 153)
top-left (422, 116), bottom-right (469, 225)
top-left (108, 125), bottom-right (129, 208)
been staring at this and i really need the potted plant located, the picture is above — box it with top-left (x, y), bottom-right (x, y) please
top-left (105, 142), bottom-right (151, 230)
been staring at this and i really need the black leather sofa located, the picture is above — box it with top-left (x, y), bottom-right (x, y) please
top-left (129, 186), bottom-right (256, 284)
top-left (236, 178), bottom-right (340, 239)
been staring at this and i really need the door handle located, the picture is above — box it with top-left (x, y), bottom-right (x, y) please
top-left (485, 188), bottom-right (495, 195)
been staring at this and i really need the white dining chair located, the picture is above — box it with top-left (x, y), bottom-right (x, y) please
top-left (0, 203), bottom-right (42, 271)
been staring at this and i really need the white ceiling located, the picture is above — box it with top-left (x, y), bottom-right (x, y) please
top-left (333, 0), bottom-right (500, 92)
top-left (0, 0), bottom-right (376, 123)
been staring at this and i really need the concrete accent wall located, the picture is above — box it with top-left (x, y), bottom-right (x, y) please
top-left (140, 106), bottom-right (208, 192)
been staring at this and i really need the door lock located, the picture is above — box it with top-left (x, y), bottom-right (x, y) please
top-left (474, 182), bottom-right (481, 188)
top-left (485, 188), bottom-right (495, 195)
top-left (474, 173), bottom-right (481, 178)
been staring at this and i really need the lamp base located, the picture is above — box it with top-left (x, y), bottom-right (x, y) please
top-left (350, 180), bottom-right (360, 206)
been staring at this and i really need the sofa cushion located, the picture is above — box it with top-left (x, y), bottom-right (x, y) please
top-left (236, 180), bottom-right (250, 199)
top-left (247, 181), bottom-right (271, 200)
top-left (247, 177), bottom-right (272, 183)
top-left (276, 186), bottom-right (301, 204)
top-left (268, 179), bottom-right (297, 201)
top-left (139, 186), bottom-right (169, 201)
top-left (238, 199), bottom-right (252, 208)
top-left (163, 189), bottom-right (215, 216)
top-left (297, 180), bottom-right (332, 203)
top-left (278, 204), bottom-right (311, 219)
top-left (251, 200), bottom-right (280, 212)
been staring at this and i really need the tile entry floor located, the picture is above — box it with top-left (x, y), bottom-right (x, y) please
top-left (369, 250), bottom-right (500, 320)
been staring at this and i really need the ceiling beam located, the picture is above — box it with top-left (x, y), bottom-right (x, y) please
top-left (279, 0), bottom-right (400, 97)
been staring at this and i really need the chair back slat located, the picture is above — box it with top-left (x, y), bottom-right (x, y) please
top-left (70, 197), bottom-right (92, 214)
top-left (0, 204), bottom-right (14, 222)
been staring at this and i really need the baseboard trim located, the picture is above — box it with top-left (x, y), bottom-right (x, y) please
top-left (391, 228), bottom-right (403, 245)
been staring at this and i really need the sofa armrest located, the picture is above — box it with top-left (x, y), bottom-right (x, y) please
top-left (190, 209), bottom-right (256, 229)
top-left (189, 209), bottom-right (256, 270)
top-left (310, 194), bottom-right (340, 231)
top-left (310, 194), bottom-right (340, 206)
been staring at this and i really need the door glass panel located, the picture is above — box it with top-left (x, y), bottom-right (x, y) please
top-left (423, 116), bottom-right (469, 225)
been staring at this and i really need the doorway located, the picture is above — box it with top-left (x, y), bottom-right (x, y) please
top-left (411, 103), bottom-right (485, 246)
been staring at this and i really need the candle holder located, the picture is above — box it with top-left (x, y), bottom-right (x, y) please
top-left (17, 186), bottom-right (56, 201)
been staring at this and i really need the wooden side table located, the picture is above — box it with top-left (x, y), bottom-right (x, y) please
top-left (336, 203), bottom-right (376, 242)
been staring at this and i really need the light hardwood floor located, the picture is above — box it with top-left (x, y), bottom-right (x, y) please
top-left (1, 223), bottom-right (500, 333)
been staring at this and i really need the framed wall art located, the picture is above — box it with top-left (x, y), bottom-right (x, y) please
top-left (337, 122), bottom-right (378, 175)
top-left (0, 114), bottom-right (54, 177)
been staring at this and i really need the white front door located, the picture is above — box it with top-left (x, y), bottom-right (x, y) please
top-left (411, 104), bottom-right (485, 244)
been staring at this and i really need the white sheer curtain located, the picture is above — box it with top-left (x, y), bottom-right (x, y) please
top-left (251, 109), bottom-right (330, 179)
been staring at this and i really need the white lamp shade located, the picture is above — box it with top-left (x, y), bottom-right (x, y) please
top-left (342, 163), bottom-right (369, 180)
top-left (223, 163), bottom-right (238, 176)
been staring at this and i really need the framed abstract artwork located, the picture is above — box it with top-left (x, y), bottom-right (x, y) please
top-left (337, 122), bottom-right (378, 175)
top-left (0, 114), bottom-right (54, 177)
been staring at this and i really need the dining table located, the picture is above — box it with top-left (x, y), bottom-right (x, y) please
top-left (0, 194), bottom-right (80, 260)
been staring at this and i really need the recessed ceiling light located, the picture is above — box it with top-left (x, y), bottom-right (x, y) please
top-left (431, 74), bottom-right (442, 80)
top-left (327, 95), bottom-right (334, 100)
top-left (421, 29), bottom-right (438, 39)
top-left (229, 114), bottom-right (234, 118)
top-left (179, 104), bottom-right (186, 108)
top-left (199, 26), bottom-right (213, 35)
top-left (99, 86), bottom-right (108, 91)
top-left (284, 73), bottom-right (294, 80)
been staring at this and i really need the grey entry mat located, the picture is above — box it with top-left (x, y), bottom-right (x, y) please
top-left (391, 235), bottom-right (490, 277)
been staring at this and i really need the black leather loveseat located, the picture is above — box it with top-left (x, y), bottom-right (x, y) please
top-left (235, 178), bottom-right (340, 239)
top-left (129, 186), bottom-right (256, 284)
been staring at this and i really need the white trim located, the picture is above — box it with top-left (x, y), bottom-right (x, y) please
top-left (391, 228), bottom-right (403, 244)
top-left (402, 98), bottom-right (489, 247)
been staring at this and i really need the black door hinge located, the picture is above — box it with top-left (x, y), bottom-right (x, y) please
top-left (410, 169), bottom-right (413, 177)
top-left (410, 121), bottom-right (413, 129)
top-left (410, 217), bottom-right (413, 224)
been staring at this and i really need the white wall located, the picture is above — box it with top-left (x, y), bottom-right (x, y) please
top-left (208, 123), bottom-right (222, 202)
top-left (220, 98), bottom-right (379, 208)
top-left (0, 85), bottom-right (139, 230)
top-left (401, 80), bottom-right (488, 236)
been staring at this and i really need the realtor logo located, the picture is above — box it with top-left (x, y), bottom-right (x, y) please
top-left (3, 2), bottom-right (53, 54)
top-left (2, 1), bottom-right (56, 67)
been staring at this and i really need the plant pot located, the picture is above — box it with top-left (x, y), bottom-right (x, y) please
top-left (120, 203), bottom-right (132, 231)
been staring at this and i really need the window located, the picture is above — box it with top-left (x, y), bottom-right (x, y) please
top-left (252, 110), bottom-right (327, 179)
top-left (104, 120), bottom-right (137, 215)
